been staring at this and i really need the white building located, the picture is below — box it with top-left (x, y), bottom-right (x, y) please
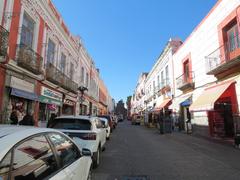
top-left (172, 0), bottom-right (240, 138)
top-left (131, 73), bottom-right (148, 116)
top-left (144, 39), bottom-right (182, 124)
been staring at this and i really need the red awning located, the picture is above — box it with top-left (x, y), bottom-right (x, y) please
top-left (189, 80), bottom-right (235, 111)
top-left (153, 99), bottom-right (172, 112)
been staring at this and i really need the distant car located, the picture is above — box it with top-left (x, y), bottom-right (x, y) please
top-left (132, 115), bottom-right (142, 125)
top-left (0, 125), bottom-right (92, 180)
top-left (118, 114), bottom-right (124, 122)
top-left (99, 117), bottom-right (111, 140)
top-left (98, 115), bottom-right (114, 132)
top-left (48, 115), bottom-right (106, 168)
top-left (112, 115), bottom-right (118, 127)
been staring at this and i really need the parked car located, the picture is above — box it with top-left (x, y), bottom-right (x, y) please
top-left (48, 115), bottom-right (106, 168)
top-left (98, 115), bottom-right (114, 132)
top-left (99, 117), bottom-right (111, 140)
top-left (112, 115), bottom-right (118, 127)
top-left (0, 125), bottom-right (92, 180)
top-left (132, 115), bottom-right (142, 125)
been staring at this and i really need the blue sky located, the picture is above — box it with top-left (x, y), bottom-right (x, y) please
top-left (52, 0), bottom-right (217, 102)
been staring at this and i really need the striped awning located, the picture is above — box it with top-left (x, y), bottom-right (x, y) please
top-left (189, 80), bottom-right (235, 111)
top-left (153, 99), bottom-right (172, 112)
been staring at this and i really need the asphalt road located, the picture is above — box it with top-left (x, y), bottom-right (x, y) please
top-left (92, 121), bottom-right (240, 180)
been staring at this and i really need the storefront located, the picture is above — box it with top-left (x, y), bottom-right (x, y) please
top-left (7, 76), bottom-right (38, 124)
top-left (190, 80), bottom-right (238, 138)
top-left (171, 93), bottom-right (192, 131)
top-left (62, 95), bottom-right (76, 115)
top-left (38, 86), bottom-right (63, 127)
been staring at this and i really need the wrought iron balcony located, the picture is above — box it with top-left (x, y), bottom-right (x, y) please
top-left (16, 44), bottom-right (43, 75)
top-left (0, 25), bottom-right (9, 57)
top-left (46, 63), bottom-right (78, 93)
top-left (62, 76), bottom-right (78, 93)
top-left (206, 34), bottom-right (240, 76)
top-left (160, 78), bottom-right (171, 91)
top-left (176, 72), bottom-right (195, 91)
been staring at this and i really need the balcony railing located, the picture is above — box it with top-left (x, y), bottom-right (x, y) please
top-left (176, 72), bottom-right (195, 91)
top-left (160, 78), bottom-right (171, 90)
top-left (206, 33), bottom-right (240, 75)
top-left (46, 63), bottom-right (78, 93)
top-left (16, 44), bottom-right (43, 75)
top-left (0, 25), bottom-right (9, 57)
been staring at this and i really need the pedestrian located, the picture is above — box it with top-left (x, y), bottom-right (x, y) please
top-left (47, 113), bottom-right (57, 128)
top-left (10, 109), bottom-right (18, 125)
top-left (19, 111), bottom-right (34, 126)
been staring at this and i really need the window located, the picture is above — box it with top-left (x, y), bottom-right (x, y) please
top-left (153, 81), bottom-right (155, 93)
top-left (50, 118), bottom-right (92, 130)
top-left (183, 60), bottom-right (190, 81)
top-left (20, 13), bottom-right (35, 47)
top-left (48, 133), bottom-right (80, 167)
top-left (227, 24), bottom-right (240, 52)
top-left (60, 53), bottom-right (66, 73)
top-left (0, 152), bottom-right (11, 180)
top-left (47, 39), bottom-right (56, 64)
top-left (70, 62), bottom-right (74, 80)
top-left (86, 72), bottom-right (89, 87)
top-left (157, 75), bottom-right (160, 89)
top-left (161, 71), bottom-right (164, 87)
top-left (81, 67), bottom-right (85, 83)
top-left (11, 135), bottom-right (58, 180)
top-left (165, 65), bottom-right (169, 85)
top-left (96, 119), bottom-right (103, 129)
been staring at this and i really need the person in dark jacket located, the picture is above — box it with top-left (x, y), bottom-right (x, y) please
top-left (10, 110), bottom-right (18, 125)
top-left (19, 111), bottom-right (34, 126)
top-left (47, 113), bottom-right (57, 128)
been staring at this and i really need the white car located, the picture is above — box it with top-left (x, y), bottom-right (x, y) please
top-left (49, 115), bottom-right (106, 168)
top-left (0, 125), bottom-right (92, 180)
top-left (99, 117), bottom-right (111, 140)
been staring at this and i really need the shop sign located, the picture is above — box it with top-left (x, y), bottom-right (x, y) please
top-left (41, 87), bottom-right (62, 101)
top-left (65, 95), bottom-right (77, 102)
top-left (64, 99), bottom-right (75, 106)
top-left (39, 96), bottom-right (62, 106)
top-left (10, 76), bottom-right (34, 93)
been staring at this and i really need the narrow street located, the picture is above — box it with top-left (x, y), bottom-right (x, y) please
top-left (93, 121), bottom-right (240, 180)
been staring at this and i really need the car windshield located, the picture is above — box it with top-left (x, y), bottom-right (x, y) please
top-left (50, 118), bottom-right (92, 130)
top-left (100, 120), bottom-right (107, 126)
top-left (98, 116), bottom-right (110, 121)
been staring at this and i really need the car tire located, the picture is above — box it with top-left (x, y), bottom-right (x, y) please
top-left (93, 148), bottom-right (100, 168)
top-left (106, 136), bottom-right (110, 140)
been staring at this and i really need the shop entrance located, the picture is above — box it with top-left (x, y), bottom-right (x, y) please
top-left (215, 98), bottom-right (234, 137)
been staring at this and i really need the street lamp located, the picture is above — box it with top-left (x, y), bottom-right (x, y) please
top-left (78, 86), bottom-right (88, 115)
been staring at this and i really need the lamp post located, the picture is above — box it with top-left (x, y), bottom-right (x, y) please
top-left (78, 86), bottom-right (88, 115)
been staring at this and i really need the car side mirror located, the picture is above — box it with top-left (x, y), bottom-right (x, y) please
top-left (82, 148), bottom-right (92, 156)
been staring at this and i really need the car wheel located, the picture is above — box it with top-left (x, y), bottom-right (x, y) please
top-left (106, 136), bottom-right (110, 140)
top-left (93, 148), bottom-right (100, 168)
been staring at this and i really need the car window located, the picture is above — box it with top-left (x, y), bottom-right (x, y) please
top-left (11, 135), bottom-right (58, 180)
top-left (50, 118), bottom-right (92, 130)
top-left (96, 119), bottom-right (103, 129)
top-left (48, 133), bottom-right (80, 168)
top-left (0, 152), bottom-right (11, 180)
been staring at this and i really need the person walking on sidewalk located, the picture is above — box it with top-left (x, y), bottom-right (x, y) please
top-left (19, 111), bottom-right (34, 126)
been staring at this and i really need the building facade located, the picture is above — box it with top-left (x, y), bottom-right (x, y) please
top-left (0, 0), bottom-right (113, 125)
top-left (173, 0), bottom-right (240, 138)
top-left (131, 0), bottom-right (240, 139)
